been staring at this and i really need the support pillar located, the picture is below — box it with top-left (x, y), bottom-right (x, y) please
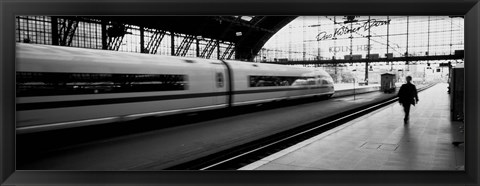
top-left (365, 16), bottom-right (371, 85)
top-left (217, 40), bottom-right (220, 59)
top-left (51, 16), bottom-right (59, 45)
top-left (140, 26), bottom-right (145, 53)
top-left (171, 32), bottom-right (175, 56)
top-left (406, 16), bottom-right (410, 72)
top-left (196, 38), bottom-right (200, 57)
top-left (101, 19), bottom-right (108, 50)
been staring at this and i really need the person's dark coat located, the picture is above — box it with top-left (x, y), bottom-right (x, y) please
top-left (398, 82), bottom-right (419, 106)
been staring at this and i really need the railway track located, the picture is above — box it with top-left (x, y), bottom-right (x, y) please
top-left (165, 83), bottom-right (436, 170)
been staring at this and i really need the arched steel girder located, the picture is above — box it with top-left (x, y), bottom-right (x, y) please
top-left (234, 16), bottom-right (297, 61)
top-left (60, 16), bottom-right (298, 60)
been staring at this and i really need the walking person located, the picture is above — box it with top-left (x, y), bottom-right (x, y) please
top-left (398, 76), bottom-right (419, 124)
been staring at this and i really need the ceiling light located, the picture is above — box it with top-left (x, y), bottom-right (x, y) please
top-left (240, 16), bottom-right (253, 21)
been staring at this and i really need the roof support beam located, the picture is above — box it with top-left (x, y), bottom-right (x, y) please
top-left (263, 54), bottom-right (464, 65)
top-left (58, 17), bottom-right (79, 46)
top-left (145, 30), bottom-right (166, 54)
top-left (107, 35), bottom-right (124, 51)
top-left (200, 39), bottom-right (216, 58)
top-left (175, 35), bottom-right (195, 56)
top-left (214, 16), bottom-right (275, 33)
top-left (220, 43), bottom-right (235, 60)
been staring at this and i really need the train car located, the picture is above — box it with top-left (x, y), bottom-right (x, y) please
top-left (16, 43), bottom-right (334, 134)
top-left (224, 61), bottom-right (334, 106)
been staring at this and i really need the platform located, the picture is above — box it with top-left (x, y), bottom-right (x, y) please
top-left (240, 83), bottom-right (465, 170)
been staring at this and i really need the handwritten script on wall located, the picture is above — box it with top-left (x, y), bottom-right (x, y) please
top-left (316, 19), bottom-right (391, 41)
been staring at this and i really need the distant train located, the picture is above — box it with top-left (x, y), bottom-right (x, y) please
top-left (16, 43), bottom-right (335, 134)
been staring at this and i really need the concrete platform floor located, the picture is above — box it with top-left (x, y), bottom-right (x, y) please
top-left (240, 83), bottom-right (465, 170)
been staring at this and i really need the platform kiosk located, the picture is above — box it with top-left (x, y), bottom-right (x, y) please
top-left (380, 73), bottom-right (396, 93)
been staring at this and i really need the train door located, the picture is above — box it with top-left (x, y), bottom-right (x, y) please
top-left (212, 65), bottom-right (228, 107)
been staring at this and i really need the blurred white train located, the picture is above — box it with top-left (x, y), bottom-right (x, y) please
top-left (16, 43), bottom-right (335, 134)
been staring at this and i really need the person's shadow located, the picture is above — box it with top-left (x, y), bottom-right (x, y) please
top-left (397, 124), bottom-right (419, 169)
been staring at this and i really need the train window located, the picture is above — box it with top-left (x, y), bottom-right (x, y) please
top-left (16, 72), bottom-right (188, 97)
top-left (318, 75), bottom-right (334, 84)
top-left (307, 79), bottom-right (316, 85)
top-left (249, 76), bottom-right (315, 87)
top-left (318, 75), bottom-right (330, 79)
top-left (216, 72), bottom-right (224, 88)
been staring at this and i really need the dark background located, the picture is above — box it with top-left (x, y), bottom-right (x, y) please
top-left (1, 0), bottom-right (479, 185)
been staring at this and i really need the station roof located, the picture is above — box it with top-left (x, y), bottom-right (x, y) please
top-left (79, 16), bottom-right (296, 60)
